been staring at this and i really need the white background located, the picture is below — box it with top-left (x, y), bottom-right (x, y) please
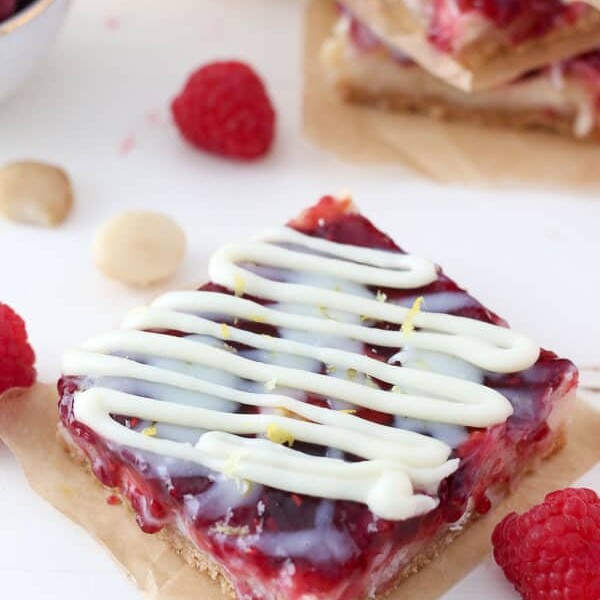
top-left (0, 1), bottom-right (598, 598)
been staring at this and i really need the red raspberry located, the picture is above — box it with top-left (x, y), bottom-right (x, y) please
top-left (0, 303), bottom-right (36, 395)
top-left (171, 61), bottom-right (275, 160)
top-left (492, 488), bottom-right (600, 600)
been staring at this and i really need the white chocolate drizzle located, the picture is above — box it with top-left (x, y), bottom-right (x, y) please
top-left (64, 226), bottom-right (540, 521)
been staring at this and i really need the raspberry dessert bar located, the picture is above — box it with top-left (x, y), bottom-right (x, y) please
top-left (58, 197), bottom-right (578, 600)
top-left (339, 0), bottom-right (600, 91)
top-left (322, 11), bottom-right (600, 140)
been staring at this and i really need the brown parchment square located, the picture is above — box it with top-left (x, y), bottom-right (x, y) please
top-left (304, 0), bottom-right (600, 187)
top-left (0, 383), bottom-right (599, 599)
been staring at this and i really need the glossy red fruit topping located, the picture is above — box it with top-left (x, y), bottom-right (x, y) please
top-left (0, 303), bottom-right (36, 395)
top-left (171, 61), bottom-right (276, 160)
top-left (492, 488), bottom-right (600, 600)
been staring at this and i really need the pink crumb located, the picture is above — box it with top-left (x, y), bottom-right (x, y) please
top-left (104, 15), bottom-right (120, 31)
top-left (119, 133), bottom-right (136, 155)
top-left (145, 109), bottom-right (166, 127)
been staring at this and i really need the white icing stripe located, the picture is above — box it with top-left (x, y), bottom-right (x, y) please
top-left (211, 242), bottom-right (432, 289)
top-left (79, 329), bottom-right (511, 426)
top-left (66, 226), bottom-right (539, 521)
top-left (73, 387), bottom-right (458, 520)
top-left (119, 308), bottom-right (512, 425)
top-left (62, 352), bottom-right (451, 467)
top-left (209, 241), bottom-right (538, 374)
top-left (75, 388), bottom-right (451, 471)
top-left (254, 226), bottom-right (438, 278)
top-left (150, 292), bottom-right (531, 372)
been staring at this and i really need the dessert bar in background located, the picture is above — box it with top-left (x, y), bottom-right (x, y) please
top-left (322, 2), bottom-right (600, 140)
top-left (339, 0), bottom-right (600, 91)
top-left (58, 197), bottom-right (577, 600)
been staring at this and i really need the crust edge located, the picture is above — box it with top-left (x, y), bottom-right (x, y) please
top-left (336, 80), bottom-right (600, 141)
top-left (56, 423), bottom-right (567, 600)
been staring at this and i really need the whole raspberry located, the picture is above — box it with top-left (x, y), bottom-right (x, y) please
top-left (0, 303), bottom-right (36, 395)
top-left (492, 488), bottom-right (600, 600)
top-left (171, 61), bottom-right (275, 160)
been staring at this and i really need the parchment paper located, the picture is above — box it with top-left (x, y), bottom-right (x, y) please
top-left (1, 383), bottom-right (599, 599)
top-left (304, 0), bottom-right (600, 186)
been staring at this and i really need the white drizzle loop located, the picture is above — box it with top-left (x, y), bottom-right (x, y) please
top-left (66, 226), bottom-right (540, 521)
top-left (151, 291), bottom-right (535, 373)
top-left (210, 228), bottom-right (539, 373)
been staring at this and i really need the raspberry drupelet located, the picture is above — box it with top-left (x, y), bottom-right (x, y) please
top-left (0, 303), bottom-right (36, 395)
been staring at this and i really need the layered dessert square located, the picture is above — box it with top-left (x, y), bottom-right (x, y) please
top-left (58, 197), bottom-right (578, 600)
top-left (322, 10), bottom-right (600, 140)
top-left (339, 0), bottom-right (600, 90)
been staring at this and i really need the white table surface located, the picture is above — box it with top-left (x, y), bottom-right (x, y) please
top-left (0, 1), bottom-right (598, 598)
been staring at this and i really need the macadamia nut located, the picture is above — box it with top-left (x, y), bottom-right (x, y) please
top-left (94, 211), bottom-right (186, 287)
top-left (0, 161), bottom-right (73, 227)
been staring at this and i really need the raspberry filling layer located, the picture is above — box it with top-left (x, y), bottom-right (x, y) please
top-left (59, 197), bottom-right (577, 600)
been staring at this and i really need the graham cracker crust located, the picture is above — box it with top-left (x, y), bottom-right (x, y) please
top-left (337, 81), bottom-right (600, 141)
top-left (319, 26), bottom-right (600, 142)
top-left (56, 423), bottom-right (567, 600)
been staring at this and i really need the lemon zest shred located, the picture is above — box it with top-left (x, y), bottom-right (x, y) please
top-left (142, 423), bottom-right (157, 437)
top-left (326, 364), bottom-right (337, 374)
top-left (222, 455), bottom-right (252, 493)
top-left (264, 378), bottom-right (277, 391)
top-left (249, 313), bottom-right (266, 323)
top-left (346, 368), bottom-right (358, 380)
top-left (220, 323), bottom-right (230, 340)
top-left (211, 523), bottom-right (250, 537)
top-left (401, 296), bottom-right (424, 337)
top-left (275, 407), bottom-right (310, 422)
top-left (239, 479), bottom-right (253, 496)
top-left (338, 409), bottom-right (357, 414)
top-left (266, 423), bottom-right (295, 447)
top-left (223, 453), bottom-right (242, 478)
top-left (233, 273), bottom-right (245, 297)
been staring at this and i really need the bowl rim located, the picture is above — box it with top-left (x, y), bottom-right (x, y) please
top-left (0, 0), bottom-right (56, 35)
